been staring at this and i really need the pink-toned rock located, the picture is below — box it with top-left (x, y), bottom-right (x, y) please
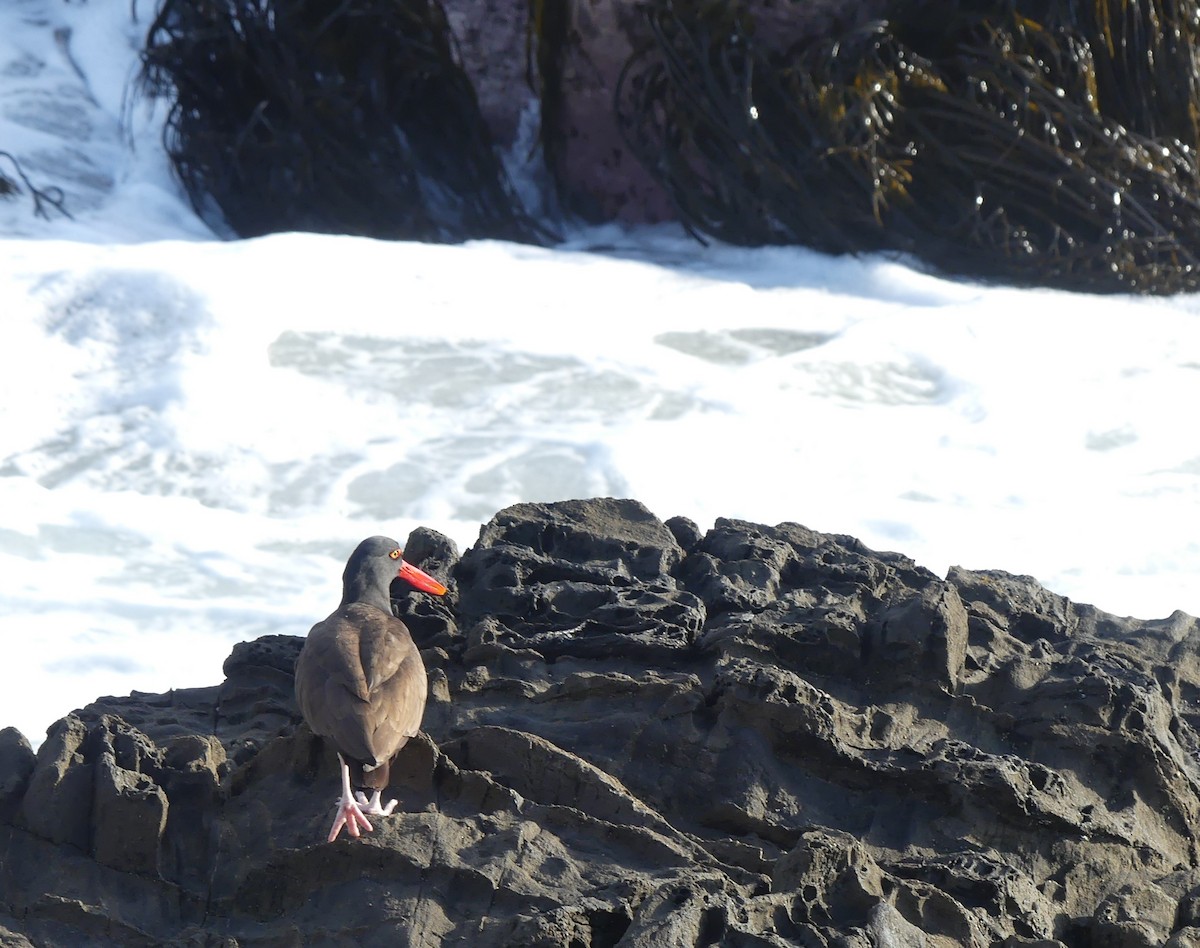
top-left (543, 0), bottom-right (675, 223)
top-left (442, 0), bottom-right (890, 225)
top-left (442, 0), bottom-right (535, 151)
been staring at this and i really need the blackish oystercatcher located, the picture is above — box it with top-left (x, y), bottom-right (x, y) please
top-left (295, 536), bottom-right (447, 842)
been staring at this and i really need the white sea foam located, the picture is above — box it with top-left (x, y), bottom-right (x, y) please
top-left (3, 0), bottom-right (1200, 746)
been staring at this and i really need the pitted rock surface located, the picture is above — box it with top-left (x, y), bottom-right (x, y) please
top-left (4, 497), bottom-right (1200, 946)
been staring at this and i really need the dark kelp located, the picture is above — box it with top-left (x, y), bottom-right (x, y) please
top-left (140, 0), bottom-right (540, 242)
top-left (137, 0), bottom-right (1200, 291)
top-left (612, 0), bottom-right (1200, 293)
top-left (0, 150), bottom-right (70, 221)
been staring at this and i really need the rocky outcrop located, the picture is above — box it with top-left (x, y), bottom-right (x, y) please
top-left (4, 497), bottom-right (1200, 945)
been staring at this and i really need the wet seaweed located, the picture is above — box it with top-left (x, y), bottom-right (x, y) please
top-left (0, 150), bottom-right (72, 221)
top-left (614, 0), bottom-right (1200, 293)
top-left (140, 0), bottom-right (540, 242)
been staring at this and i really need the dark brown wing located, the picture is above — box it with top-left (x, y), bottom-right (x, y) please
top-left (295, 603), bottom-right (428, 767)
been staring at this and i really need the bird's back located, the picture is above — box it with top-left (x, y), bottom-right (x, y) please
top-left (295, 603), bottom-right (428, 768)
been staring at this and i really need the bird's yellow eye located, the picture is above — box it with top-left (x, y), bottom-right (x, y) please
top-left (389, 549), bottom-right (402, 560)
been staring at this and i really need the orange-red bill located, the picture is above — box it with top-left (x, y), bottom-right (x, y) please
top-left (396, 559), bottom-right (448, 596)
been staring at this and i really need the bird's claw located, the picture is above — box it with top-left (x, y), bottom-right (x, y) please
top-left (356, 789), bottom-right (398, 816)
top-left (367, 797), bottom-right (398, 816)
top-left (327, 798), bottom-right (374, 843)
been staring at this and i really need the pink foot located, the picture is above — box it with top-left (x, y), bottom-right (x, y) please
top-left (325, 753), bottom-right (375, 842)
top-left (355, 789), bottom-right (398, 816)
top-left (328, 794), bottom-right (373, 842)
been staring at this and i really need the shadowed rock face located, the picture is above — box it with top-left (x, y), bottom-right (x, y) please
top-left (4, 497), bottom-right (1200, 946)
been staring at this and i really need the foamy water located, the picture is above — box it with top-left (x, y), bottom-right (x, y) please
top-left (3, 0), bottom-right (1200, 746)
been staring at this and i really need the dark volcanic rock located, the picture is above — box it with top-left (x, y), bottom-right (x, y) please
top-left (453, 498), bottom-right (703, 662)
top-left (0, 729), bottom-right (33, 824)
top-left (4, 498), bottom-right (1200, 946)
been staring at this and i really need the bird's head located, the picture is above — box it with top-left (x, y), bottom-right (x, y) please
top-left (343, 536), bottom-right (448, 606)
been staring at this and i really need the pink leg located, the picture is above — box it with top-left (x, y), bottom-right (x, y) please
top-left (327, 754), bottom-right (374, 842)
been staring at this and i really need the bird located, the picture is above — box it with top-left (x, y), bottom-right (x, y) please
top-left (294, 535), bottom-right (448, 842)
